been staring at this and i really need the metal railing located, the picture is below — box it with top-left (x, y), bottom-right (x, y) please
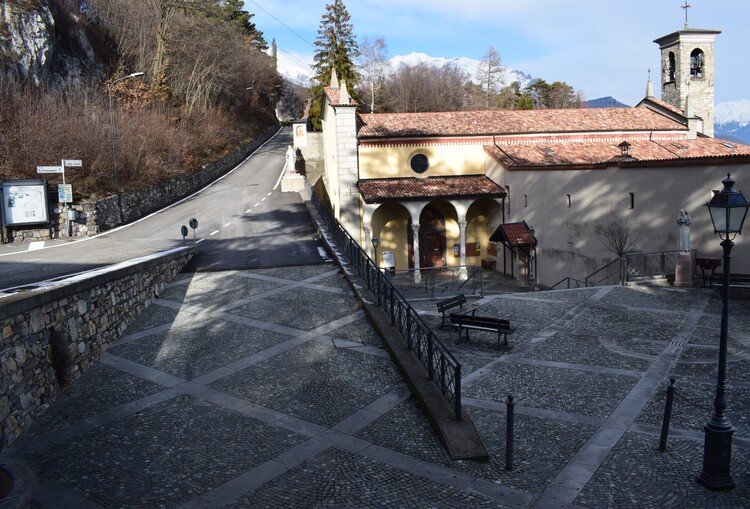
top-left (585, 258), bottom-right (625, 287)
top-left (625, 250), bottom-right (693, 282)
top-left (308, 188), bottom-right (463, 421)
top-left (385, 265), bottom-right (484, 298)
top-left (548, 276), bottom-right (587, 290)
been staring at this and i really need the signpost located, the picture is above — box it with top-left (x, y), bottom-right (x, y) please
top-left (34, 159), bottom-right (82, 237)
top-left (36, 166), bottom-right (63, 174)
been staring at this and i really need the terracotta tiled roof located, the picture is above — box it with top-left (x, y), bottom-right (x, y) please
top-left (484, 137), bottom-right (750, 169)
top-left (490, 222), bottom-right (537, 247)
top-left (324, 87), bottom-right (356, 106)
top-left (358, 176), bottom-right (506, 203)
top-left (357, 108), bottom-right (686, 138)
top-left (638, 96), bottom-right (685, 116)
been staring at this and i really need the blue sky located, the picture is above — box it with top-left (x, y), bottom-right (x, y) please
top-left (246, 0), bottom-right (748, 106)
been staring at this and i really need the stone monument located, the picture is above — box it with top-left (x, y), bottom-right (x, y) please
top-left (674, 209), bottom-right (694, 287)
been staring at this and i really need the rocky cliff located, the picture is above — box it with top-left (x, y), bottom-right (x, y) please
top-left (1, 0), bottom-right (105, 87)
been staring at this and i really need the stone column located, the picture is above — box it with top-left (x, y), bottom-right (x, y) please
top-left (364, 226), bottom-right (372, 259)
top-left (411, 224), bottom-right (421, 283)
top-left (458, 221), bottom-right (467, 267)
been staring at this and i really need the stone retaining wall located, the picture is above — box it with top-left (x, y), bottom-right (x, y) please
top-left (0, 246), bottom-right (196, 447)
top-left (3, 126), bottom-right (279, 241)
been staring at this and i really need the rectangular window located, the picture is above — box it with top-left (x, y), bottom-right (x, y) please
top-left (523, 194), bottom-right (528, 208)
top-left (566, 194), bottom-right (571, 208)
top-left (628, 192), bottom-right (635, 209)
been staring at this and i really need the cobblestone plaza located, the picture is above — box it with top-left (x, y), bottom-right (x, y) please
top-left (6, 265), bottom-right (750, 508)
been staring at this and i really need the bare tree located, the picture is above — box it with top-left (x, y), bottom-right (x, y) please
top-left (357, 37), bottom-right (389, 113)
top-left (476, 46), bottom-right (504, 109)
top-left (144, 0), bottom-right (185, 89)
top-left (595, 214), bottom-right (642, 258)
top-left (384, 62), bottom-right (468, 112)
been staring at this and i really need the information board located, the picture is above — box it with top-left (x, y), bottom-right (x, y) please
top-left (58, 184), bottom-right (73, 203)
top-left (1, 179), bottom-right (49, 225)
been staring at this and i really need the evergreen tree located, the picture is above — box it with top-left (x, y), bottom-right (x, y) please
top-left (309, 0), bottom-right (360, 129)
top-left (199, 0), bottom-right (267, 50)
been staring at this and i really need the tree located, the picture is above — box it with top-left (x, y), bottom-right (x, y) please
top-left (144, 0), bottom-right (184, 90)
top-left (197, 0), bottom-right (267, 50)
top-left (595, 214), bottom-right (642, 259)
top-left (384, 62), bottom-right (468, 112)
top-left (357, 37), bottom-right (389, 113)
top-left (309, 0), bottom-right (360, 129)
top-left (476, 46), bottom-right (504, 110)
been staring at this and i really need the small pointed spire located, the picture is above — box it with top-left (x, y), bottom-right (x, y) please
top-left (339, 80), bottom-right (350, 104)
top-left (330, 68), bottom-right (339, 89)
top-left (646, 71), bottom-right (654, 98)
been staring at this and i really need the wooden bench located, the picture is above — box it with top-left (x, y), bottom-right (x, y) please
top-left (449, 314), bottom-right (516, 348)
top-left (436, 294), bottom-right (480, 328)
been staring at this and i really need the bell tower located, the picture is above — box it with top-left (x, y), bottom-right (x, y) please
top-left (654, 25), bottom-right (721, 137)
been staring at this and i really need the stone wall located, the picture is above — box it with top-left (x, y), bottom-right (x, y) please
top-left (3, 126), bottom-right (279, 241)
top-left (0, 246), bottom-right (195, 446)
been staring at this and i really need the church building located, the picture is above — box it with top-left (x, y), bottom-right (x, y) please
top-left (297, 23), bottom-right (750, 288)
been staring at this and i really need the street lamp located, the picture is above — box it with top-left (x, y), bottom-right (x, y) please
top-left (108, 72), bottom-right (145, 194)
top-left (372, 235), bottom-right (379, 268)
top-left (698, 173), bottom-right (749, 491)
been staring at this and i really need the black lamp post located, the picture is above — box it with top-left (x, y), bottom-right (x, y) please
top-left (372, 235), bottom-right (379, 268)
top-left (698, 173), bottom-right (749, 491)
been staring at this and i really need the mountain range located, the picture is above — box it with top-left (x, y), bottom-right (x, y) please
top-left (278, 53), bottom-right (750, 145)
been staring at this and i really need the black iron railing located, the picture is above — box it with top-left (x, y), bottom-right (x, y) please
top-left (308, 189), bottom-right (463, 421)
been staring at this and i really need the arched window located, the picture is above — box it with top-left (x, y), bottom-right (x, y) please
top-left (690, 48), bottom-right (704, 78)
top-left (668, 52), bottom-right (676, 82)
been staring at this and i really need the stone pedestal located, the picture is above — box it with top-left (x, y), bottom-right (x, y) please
top-left (674, 254), bottom-right (694, 288)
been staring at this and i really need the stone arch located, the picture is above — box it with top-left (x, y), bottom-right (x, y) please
top-left (466, 198), bottom-right (503, 261)
top-left (371, 202), bottom-right (410, 269)
top-left (668, 51), bottom-right (676, 82)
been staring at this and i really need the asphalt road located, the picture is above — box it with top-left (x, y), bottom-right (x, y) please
top-left (0, 126), bottom-right (327, 291)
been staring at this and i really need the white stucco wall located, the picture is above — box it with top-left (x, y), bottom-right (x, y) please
top-left (488, 159), bottom-right (750, 287)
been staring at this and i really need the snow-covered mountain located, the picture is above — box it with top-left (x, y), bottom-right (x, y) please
top-left (714, 100), bottom-right (750, 145)
top-left (388, 52), bottom-right (535, 89)
top-left (277, 52), bottom-right (535, 89)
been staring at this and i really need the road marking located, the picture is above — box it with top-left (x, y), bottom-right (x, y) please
top-left (261, 197), bottom-right (267, 202)
top-left (223, 222), bottom-right (232, 227)
top-left (28, 242), bottom-right (45, 251)
top-left (245, 209), bottom-right (252, 214)
top-left (267, 192), bottom-right (272, 197)
top-left (210, 230), bottom-right (220, 236)
top-left (254, 203), bottom-right (260, 207)
top-left (197, 238), bottom-right (206, 244)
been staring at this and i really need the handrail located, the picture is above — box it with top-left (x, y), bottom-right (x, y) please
top-left (585, 258), bottom-right (623, 287)
top-left (307, 185), bottom-right (463, 421)
top-left (548, 276), bottom-right (586, 290)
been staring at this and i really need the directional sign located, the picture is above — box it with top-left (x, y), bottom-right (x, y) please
top-left (36, 166), bottom-right (63, 174)
top-left (62, 159), bottom-right (82, 167)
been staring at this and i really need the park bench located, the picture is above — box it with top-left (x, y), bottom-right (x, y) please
top-left (436, 294), bottom-right (480, 328)
top-left (449, 314), bottom-right (516, 348)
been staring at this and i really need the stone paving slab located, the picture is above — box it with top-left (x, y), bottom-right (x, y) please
top-left (209, 341), bottom-right (403, 427)
top-left (28, 394), bottom-right (307, 508)
top-left (225, 447), bottom-right (510, 508)
top-left (108, 318), bottom-right (290, 380)
top-left (574, 431), bottom-right (750, 509)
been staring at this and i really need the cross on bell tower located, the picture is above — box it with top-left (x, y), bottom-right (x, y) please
top-left (682, 1), bottom-right (692, 28)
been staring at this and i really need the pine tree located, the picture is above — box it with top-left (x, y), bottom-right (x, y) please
top-left (309, 0), bottom-right (360, 129)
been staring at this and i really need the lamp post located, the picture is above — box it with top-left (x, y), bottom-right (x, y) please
top-left (108, 72), bottom-right (144, 194)
top-left (372, 235), bottom-right (379, 268)
top-left (698, 173), bottom-right (749, 491)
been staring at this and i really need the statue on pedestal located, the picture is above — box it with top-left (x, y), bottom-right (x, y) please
top-left (677, 209), bottom-right (692, 254)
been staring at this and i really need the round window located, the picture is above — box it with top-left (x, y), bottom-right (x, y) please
top-left (410, 153), bottom-right (429, 174)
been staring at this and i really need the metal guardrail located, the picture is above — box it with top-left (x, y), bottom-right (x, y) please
top-left (548, 276), bottom-right (587, 290)
top-left (308, 189), bottom-right (463, 421)
top-left (386, 265), bottom-right (484, 298)
top-left (585, 258), bottom-right (624, 287)
top-left (625, 250), bottom-right (694, 281)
